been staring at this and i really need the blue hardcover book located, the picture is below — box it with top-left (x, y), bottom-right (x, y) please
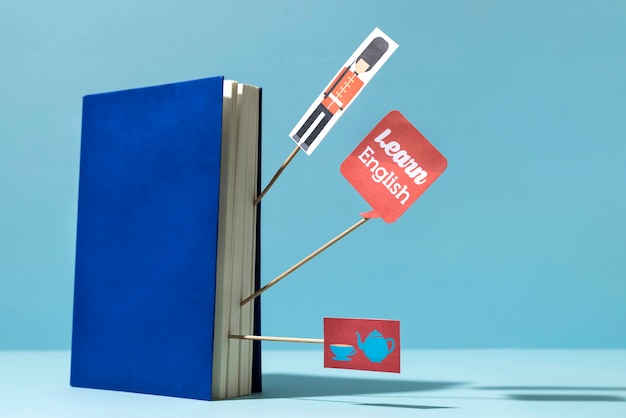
top-left (71, 76), bottom-right (262, 400)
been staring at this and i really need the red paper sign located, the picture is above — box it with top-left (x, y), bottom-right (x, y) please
top-left (324, 317), bottom-right (400, 373)
top-left (340, 111), bottom-right (447, 223)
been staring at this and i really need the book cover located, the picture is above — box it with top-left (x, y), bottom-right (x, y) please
top-left (70, 76), bottom-right (261, 400)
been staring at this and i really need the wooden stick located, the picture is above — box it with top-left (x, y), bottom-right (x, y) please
top-left (241, 217), bottom-right (370, 306)
top-left (229, 334), bottom-right (324, 344)
top-left (254, 145), bottom-right (300, 206)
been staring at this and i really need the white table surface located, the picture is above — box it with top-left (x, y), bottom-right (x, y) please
top-left (1, 349), bottom-right (625, 417)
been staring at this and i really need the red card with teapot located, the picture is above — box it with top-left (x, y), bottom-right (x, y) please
top-left (324, 317), bottom-right (400, 373)
top-left (340, 111), bottom-right (447, 223)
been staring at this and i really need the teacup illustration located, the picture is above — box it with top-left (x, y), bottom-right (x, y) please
top-left (329, 343), bottom-right (357, 361)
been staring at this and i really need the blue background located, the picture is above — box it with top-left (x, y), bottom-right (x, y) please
top-left (1, 0), bottom-right (624, 349)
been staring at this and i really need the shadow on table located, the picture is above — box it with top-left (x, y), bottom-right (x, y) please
top-left (246, 373), bottom-right (464, 399)
top-left (355, 402), bottom-right (454, 410)
top-left (474, 386), bottom-right (626, 402)
top-left (509, 394), bottom-right (625, 402)
top-left (476, 386), bottom-right (626, 391)
top-left (275, 397), bottom-right (456, 410)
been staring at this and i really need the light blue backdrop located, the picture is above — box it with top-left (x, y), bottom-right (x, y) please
top-left (1, 0), bottom-right (624, 349)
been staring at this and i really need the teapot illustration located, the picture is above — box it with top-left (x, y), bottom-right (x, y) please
top-left (356, 330), bottom-right (395, 363)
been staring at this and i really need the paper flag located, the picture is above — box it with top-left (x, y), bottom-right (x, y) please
top-left (324, 317), bottom-right (400, 373)
top-left (340, 111), bottom-right (447, 223)
top-left (290, 27), bottom-right (398, 155)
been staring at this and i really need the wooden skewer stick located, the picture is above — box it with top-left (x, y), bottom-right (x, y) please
top-left (253, 145), bottom-right (300, 206)
top-left (229, 334), bottom-right (324, 344)
top-left (241, 217), bottom-right (370, 306)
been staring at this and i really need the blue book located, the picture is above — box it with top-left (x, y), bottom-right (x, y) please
top-left (70, 77), bottom-right (262, 400)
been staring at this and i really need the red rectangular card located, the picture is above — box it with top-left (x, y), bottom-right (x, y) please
top-left (324, 317), bottom-right (400, 373)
